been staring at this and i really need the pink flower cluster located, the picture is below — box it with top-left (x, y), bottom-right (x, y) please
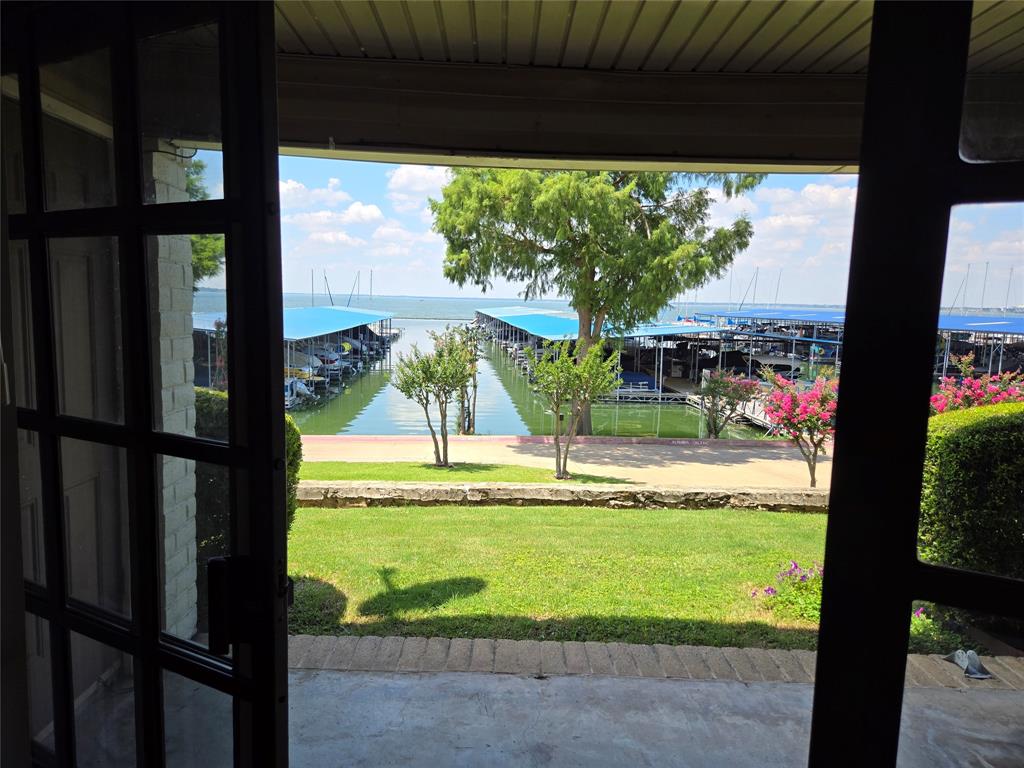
top-left (762, 375), bottom-right (838, 441)
top-left (930, 370), bottom-right (1023, 414)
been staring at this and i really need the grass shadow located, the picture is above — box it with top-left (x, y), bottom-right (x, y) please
top-left (289, 576), bottom-right (348, 635)
top-left (291, 574), bottom-right (820, 649)
top-left (358, 567), bottom-right (487, 617)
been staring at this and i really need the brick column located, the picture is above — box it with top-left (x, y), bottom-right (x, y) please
top-left (144, 138), bottom-right (199, 639)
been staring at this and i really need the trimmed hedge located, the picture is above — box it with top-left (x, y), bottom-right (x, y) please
top-left (919, 402), bottom-right (1024, 581)
top-left (194, 387), bottom-right (303, 534)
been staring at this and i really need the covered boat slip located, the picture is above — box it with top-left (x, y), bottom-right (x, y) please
top-left (475, 306), bottom-right (731, 403)
top-left (192, 306), bottom-right (396, 404)
top-left (477, 304), bottom-right (1024, 400)
top-left (698, 309), bottom-right (1024, 377)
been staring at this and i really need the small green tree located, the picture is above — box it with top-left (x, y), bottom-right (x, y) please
top-left (450, 324), bottom-right (486, 434)
top-left (529, 340), bottom-right (619, 479)
top-left (186, 159), bottom-right (226, 290)
top-left (428, 329), bottom-right (474, 464)
top-left (701, 370), bottom-right (759, 438)
top-left (393, 345), bottom-right (443, 466)
top-left (394, 332), bottom-right (473, 466)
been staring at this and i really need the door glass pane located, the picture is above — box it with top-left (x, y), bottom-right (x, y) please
top-left (159, 455), bottom-right (229, 653)
top-left (923, 204), bottom-right (1024, 581)
top-left (49, 237), bottom-right (124, 423)
top-left (7, 240), bottom-right (36, 408)
top-left (163, 670), bottom-right (232, 767)
top-left (148, 233), bottom-right (229, 438)
top-left (39, 47), bottom-right (116, 210)
top-left (25, 613), bottom-right (55, 755)
top-left (69, 632), bottom-right (135, 767)
top-left (60, 438), bottom-right (131, 618)
top-left (138, 22), bottom-right (223, 204)
top-left (898, 603), bottom-right (1023, 766)
top-left (960, 5), bottom-right (1024, 162)
top-left (1, 73), bottom-right (27, 213)
top-left (18, 429), bottom-right (45, 586)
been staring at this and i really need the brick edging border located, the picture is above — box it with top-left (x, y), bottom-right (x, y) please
top-left (287, 635), bottom-right (1024, 691)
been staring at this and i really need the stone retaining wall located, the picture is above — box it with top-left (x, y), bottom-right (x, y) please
top-left (297, 481), bottom-right (828, 513)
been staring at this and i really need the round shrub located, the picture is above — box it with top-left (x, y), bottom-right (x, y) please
top-left (194, 387), bottom-right (303, 534)
top-left (918, 402), bottom-right (1024, 580)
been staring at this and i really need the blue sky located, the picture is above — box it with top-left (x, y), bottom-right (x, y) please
top-left (199, 152), bottom-right (1023, 308)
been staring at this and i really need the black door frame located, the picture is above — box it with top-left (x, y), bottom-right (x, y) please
top-left (3, 2), bottom-right (287, 766)
top-left (6, 2), bottom-right (1022, 767)
top-left (810, 3), bottom-right (1024, 765)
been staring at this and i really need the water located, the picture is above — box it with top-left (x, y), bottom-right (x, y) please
top-left (191, 289), bottom-right (825, 438)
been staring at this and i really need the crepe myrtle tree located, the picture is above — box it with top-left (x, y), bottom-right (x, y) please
top-left (394, 331), bottom-right (474, 466)
top-left (701, 370), bottom-right (759, 438)
top-left (528, 340), bottom-right (620, 479)
top-left (446, 324), bottom-right (487, 435)
top-left (432, 170), bottom-right (763, 434)
top-left (761, 367), bottom-right (839, 488)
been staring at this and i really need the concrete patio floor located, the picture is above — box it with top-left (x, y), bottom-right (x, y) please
top-left (284, 635), bottom-right (1024, 767)
top-left (288, 670), bottom-right (1024, 767)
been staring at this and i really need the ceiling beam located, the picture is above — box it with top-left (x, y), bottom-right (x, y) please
top-left (276, 55), bottom-right (866, 172)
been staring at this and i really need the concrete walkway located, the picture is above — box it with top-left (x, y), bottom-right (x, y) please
top-left (301, 435), bottom-right (831, 489)
top-left (286, 636), bottom-right (1024, 767)
top-left (288, 671), bottom-right (1024, 767)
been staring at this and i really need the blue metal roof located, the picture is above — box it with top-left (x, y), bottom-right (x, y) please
top-left (477, 307), bottom-right (723, 341)
top-left (194, 306), bottom-right (393, 341)
top-left (695, 309), bottom-right (1024, 336)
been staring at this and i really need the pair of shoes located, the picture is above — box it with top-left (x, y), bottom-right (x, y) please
top-left (943, 649), bottom-right (993, 680)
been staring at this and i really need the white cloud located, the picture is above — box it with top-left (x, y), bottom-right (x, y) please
top-left (386, 165), bottom-right (450, 213)
top-left (308, 231), bottom-right (366, 246)
top-left (279, 177), bottom-right (351, 209)
top-left (759, 214), bottom-right (818, 233)
top-left (283, 202), bottom-right (384, 231)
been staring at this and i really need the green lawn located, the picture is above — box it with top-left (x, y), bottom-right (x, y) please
top-left (288, 505), bottom-right (827, 649)
top-left (299, 461), bottom-right (630, 484)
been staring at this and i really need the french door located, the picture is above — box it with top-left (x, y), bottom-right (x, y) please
top-left (2, 3), bottom-right (288, 766)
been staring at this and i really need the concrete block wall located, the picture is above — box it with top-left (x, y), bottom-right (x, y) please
top-left (144, 138), bottom-right (199, 639)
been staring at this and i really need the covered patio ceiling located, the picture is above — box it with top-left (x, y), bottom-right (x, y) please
top-left (273, 0), bottom-right (1024, 170)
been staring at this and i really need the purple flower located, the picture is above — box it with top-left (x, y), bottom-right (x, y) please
top-left (750, 589), bottom-right (759, 598)
top-left (799, 574), bottom-right (808, 582)
top-left (764, 587), bottom-right (777, 596)
top-left (913, 607), bottom-right (926, 619)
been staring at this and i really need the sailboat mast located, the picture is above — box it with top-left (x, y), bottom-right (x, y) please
top-left (1006, 266), bottom-right (1015, 311)
top-left (963, 263), bottom-right (971, 312)
top-left (774, 269), bottom-right (782, 306)
top-left (980, 261), bottom-right (989, 308)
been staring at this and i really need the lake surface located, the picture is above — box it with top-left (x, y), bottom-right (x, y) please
top-left (194, 290), bottom-right (828, 438)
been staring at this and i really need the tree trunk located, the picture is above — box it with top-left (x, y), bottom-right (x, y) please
top-left (561, 411), bottom-right (580, 479)
top-left (470, 376), bottom-right (478, 435)
top-left (422, 405), bottom-right (442, 466)
top-left (552, 408), bottom-right (564, 478)
top-left (439, 400), bottom-right (449, 465)
top-left (574, 328), bottom-right (595, 437)
top-left (456, 388), bottom-right (467, 435)
top-left (802, 443), bottom-right (818, 488)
